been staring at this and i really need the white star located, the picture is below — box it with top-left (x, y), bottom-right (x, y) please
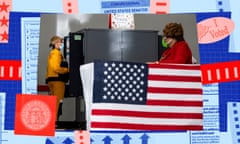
top-left (132, 88), bottom-right (136, 93)
top-left (129, 92), bottom-right (132, 97)
top-left (104, 62), bottom-right (108, 67)
top-left (136, 77), bottom-right (140, 81)
top-left (129, 84), bottom-right (133, 88)
top-left (111, 87), bottom-right (115, 91)
top-left (129, 76), bottom-right (133, 80)
top-left (104, 71), bottom-right (108, 75)
top-left (136, 93), bottom-right (140, 97)
top-left (103, 87), bottom-right (107, 91)
top-left (111, 79), bottom-right (115, 83)
top-left (103, 95), bottom-right (107, 99)
top-left (115, 75), bottom-right (119, 79)
top-left (118, 88), bottom-right (122, 92)
top-left (136, 85), bottom-right (140, 89)
top-left (112, 63), bottom-right (116, 67)
top-left (133, 72), bottom-right (137, 77)
top-left (111, 71), bottom-right (116, 75)
top-left (118, 79), bottom-right (122, 84)
top-left (108, 67), bottom-right (112, 71)
top-left (133, 81), bottom-right (137, 85)
top-left (119, 71), bottom-right (123, 75)
top-left (124, 96), bottom-right (129, 101)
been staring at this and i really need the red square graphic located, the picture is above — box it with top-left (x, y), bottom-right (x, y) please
top-left (14, 94), bottom-right (56, 136)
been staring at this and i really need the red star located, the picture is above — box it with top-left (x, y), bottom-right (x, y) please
top-left (1, 30), bottom-right (8, 41)
top-left (0, 16), bottom-right (8, 26)
top-left (0, 2), bottom-right (10, 12)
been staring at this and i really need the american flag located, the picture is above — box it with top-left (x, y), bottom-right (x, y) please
top-left (84, 60), bottom-right (203, 131)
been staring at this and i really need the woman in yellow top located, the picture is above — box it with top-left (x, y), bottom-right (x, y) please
top-left (46, 35), bottom-right (69, 121)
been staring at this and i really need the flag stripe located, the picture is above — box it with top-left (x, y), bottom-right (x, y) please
top-left (148, 87), bottom-right (202, 94)
top-left (148, 81), bottom-right (202, 89)
top-left (148, 63), bottom-right (201, 70)
top-left (148, 75), bottom-right (201, 82)
top-left (92, 103), bottom-right (202, 113)
top-left (91, 115), bottom-right (202, 125)
top-left (149, 68), bottom-right (201, 77)
top-left (91, 122), bottom-right (203, 130)
top-left (147, 100), bottom-right (203, 107)
top-left (92, 109), bottom-right (203, 119)
top-left (91, 122), bottom-right (203, 131)
top-left (148, 93), bottom-right (202, 101)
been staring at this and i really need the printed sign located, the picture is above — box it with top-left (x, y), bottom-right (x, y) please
top-left (109, 14), bottom-right (135, 29)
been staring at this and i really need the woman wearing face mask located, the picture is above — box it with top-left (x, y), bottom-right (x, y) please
top-left (45, 35), bottom-right (69, 122)
top-left (155, 22), bottom-right (193, 64)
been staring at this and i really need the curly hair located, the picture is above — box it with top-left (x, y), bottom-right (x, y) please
top-left (163, 22), bottom-right (184, 41)
top-left (49, 35), bottom-right (63, 48)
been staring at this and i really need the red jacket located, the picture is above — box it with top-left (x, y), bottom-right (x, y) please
top-left (158, 41), bottom-right (192, 64)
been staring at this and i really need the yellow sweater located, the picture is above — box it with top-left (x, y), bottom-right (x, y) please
top-left (46, 49), bottom-right (69, 80)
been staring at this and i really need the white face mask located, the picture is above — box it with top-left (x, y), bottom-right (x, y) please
top-left (59, 43), bottom-right (64, 50)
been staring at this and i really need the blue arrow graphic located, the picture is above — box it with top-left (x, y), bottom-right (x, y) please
top-left (140, 133), bottom-right (150, 144)
top-left (91, 138), bottom-right (94, 144)
top-left (121, 134), bottom-right (131, 144)
top-left (102, 135), bottom-right (113, 144)
top-left (62, 137), bottom-right (74, 144)
top-left (45, 138), bottom-right (54, 144)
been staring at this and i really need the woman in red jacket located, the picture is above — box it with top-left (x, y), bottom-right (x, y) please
top-left (156, 22), bottom-right (193, 64)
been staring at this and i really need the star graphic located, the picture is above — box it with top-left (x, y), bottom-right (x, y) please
top-left (1, 30), bottom-right (8, 41)
top-left (0, 16), bottom-right (8, 26)
top-left (0, 2), bottom-right (10, 12)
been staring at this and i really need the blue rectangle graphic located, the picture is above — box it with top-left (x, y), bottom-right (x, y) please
top-left (101, 0), bottom-right (149, 8)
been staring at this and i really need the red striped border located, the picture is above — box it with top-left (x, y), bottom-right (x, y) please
top-left (0, 60), bottom-right (21, 80)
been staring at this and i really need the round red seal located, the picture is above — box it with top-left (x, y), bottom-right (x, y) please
top-left (20, 100), bottom-right (51, 131)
